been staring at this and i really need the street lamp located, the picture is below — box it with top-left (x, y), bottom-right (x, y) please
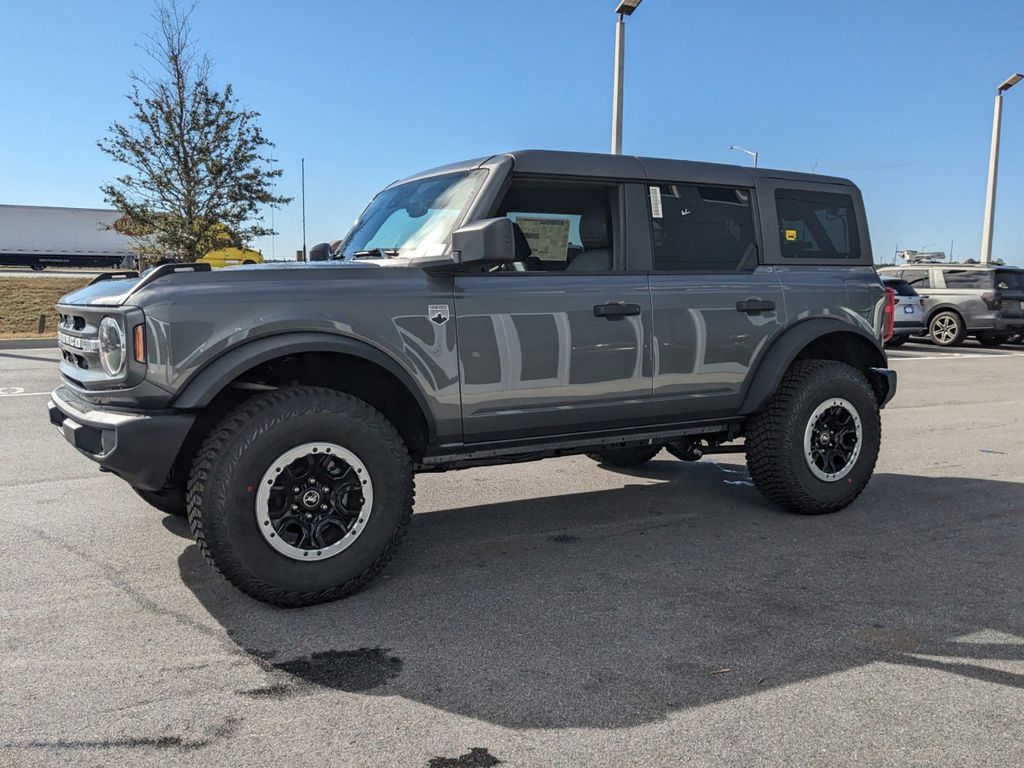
top-left (610, 0), bottom-right (643, 154)
top-left (728, 145), bottom-right (759, 167)
top-left (980, 72), bottom-right (1022, 264)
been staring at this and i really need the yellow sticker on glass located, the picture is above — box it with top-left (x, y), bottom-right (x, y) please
top-left (785, 229), bottom-right (798, 242)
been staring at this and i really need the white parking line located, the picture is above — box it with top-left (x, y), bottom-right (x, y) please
top-left (0, 390), bottom-right (51, 397)
top-left (891, 352), bottom-right (1024, 361)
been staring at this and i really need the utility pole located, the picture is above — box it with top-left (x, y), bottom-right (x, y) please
top-left (301, 157), bottom-right (307, 262)
top-left (610, 1), bottom-right (643, 154)
top-left (980, 73), bottom-right (1022, 264)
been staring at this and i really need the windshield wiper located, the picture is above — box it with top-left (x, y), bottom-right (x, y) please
top-left (352, 248), bottom-right (401, 259)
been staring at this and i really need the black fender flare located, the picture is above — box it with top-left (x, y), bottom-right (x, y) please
top-left (171, 332), bottom-right (435, 436)
top-left (740, 318), bottom-right (888, 415)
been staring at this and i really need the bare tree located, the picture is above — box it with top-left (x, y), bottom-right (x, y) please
top-left (99, 1), bottom-right (290, 263)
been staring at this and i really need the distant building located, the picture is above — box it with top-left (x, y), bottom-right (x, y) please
top-left (0, 204), bottom-right (135, 269)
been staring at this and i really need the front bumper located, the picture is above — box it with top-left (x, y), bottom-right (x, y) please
top-left (868, 368), bottom-right (897, 408)
top-left (48, 385), bottom-right (195, 490)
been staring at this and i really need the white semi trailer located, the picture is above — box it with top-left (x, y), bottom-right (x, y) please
top-left (0, 204), bottom-right (134, 270)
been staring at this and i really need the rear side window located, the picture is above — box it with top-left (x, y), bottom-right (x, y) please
top-left (649, 184), bottom-right (756, 271)
top-left (942, 270), bottom-right (992, 289)
top-left (902, 269), bottom-right (930, 289)
top-left (776, 190), bottom-right (861, 261)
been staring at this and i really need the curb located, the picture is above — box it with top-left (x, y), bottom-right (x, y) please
top-left (0, 338), bottom-right (58, 350)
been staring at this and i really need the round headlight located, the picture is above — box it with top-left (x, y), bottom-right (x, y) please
top-left (98, 317), bottom-right (126, 376)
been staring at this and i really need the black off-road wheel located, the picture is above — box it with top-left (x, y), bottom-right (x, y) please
top-left (929, 311), bottom-right (966, 347)
top-left (587, 445), bottom-right (661, 468)
top-left (133, 484), bottom-right (187, 516)
top-left (187, 386), bottom-right (414, 607)
top-left (745, 360), bottom-right (881, 515)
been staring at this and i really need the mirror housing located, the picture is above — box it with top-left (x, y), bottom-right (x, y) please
top-left (308, 242), bottom-right (332, 262)
top-left (451, 217), bottom-right (517, 265)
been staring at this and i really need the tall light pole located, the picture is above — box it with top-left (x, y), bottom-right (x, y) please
top-left (980, 73), bottom-right (1022, 264)
top-left (728, 145), bottom-right (759, 167)
top-left (611, 0), bottom-right (642, 154)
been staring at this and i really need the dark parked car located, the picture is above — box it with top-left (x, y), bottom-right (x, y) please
top-left (878, 264), bottom-right (1024, 347)
top-left (48, 150), bottom-right (896, 606)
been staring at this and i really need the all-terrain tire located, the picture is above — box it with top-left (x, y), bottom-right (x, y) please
top-left (187, 386), bottom-right (414, 607)
top-left (929, 311), bottom-right (966, 347)
top-left (133, 484), bottom-right (187, 516)
top-left (587, 445), bottom-right (661, 468)
top-left (745, 360), bottom-right (881, 515)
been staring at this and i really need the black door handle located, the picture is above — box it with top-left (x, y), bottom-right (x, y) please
top-left (594, 302), bottom-right (642, 319)
top-left (736, 298), bottom-right (776, 314)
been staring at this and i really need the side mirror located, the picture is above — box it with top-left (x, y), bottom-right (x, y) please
top-left (309, 242), bottom-right (332, 262)
top-left (451, 217), bottom-right (517, 265)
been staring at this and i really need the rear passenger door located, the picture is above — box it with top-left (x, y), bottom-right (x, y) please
top-left (644, 182), bottom-right (786, 419)
top-left (453, 178), bottom-right (652, 442)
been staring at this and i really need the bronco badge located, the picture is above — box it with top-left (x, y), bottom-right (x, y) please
top-left (428, 304), bottom-right (450, 325)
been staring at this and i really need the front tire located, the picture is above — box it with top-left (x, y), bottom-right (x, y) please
top-left (745, 360), bottom-right (880, 515)
top-left (187, 386), bottom-right (414, 607)
top-left (929, 311), bottom-right (966, 347)
top-left (885, 334), bottom-right (908, 348)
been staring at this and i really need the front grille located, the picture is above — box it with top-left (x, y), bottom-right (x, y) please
top-left (57, 309), bottom-right (103, 373)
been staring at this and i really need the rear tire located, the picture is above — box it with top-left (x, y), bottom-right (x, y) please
top-left (885, 334), bottom-right (909, 348)
top-left (929, 311), bottom-right (966, 347)
top-left (187, 386), bottom-right (414, 607)
top-left (745, 360), bottom-right (880, 515)
top-left (588, 445), bottom-right (661, 468)
top-left (133, 484), bottom-right (187, 516)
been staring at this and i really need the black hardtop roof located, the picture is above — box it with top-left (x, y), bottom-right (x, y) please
top-left (396, 149), bottom-right (855, 188)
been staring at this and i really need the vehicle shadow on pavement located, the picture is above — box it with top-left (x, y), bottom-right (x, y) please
top-left (177, 464), bottom-right (1024, 729)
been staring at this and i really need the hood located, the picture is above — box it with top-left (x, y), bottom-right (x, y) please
top-left (58, 277), bottom-right (141, 307)
top-left (56, 258), bottom-right (428, 308)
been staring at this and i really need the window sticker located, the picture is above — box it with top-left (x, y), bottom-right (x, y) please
top-left (514, 217), bottom-right (570, 262)
top-left (649, 186), bottom-right (663, 219)
top-left (785, 228), bottom-right (798, 242)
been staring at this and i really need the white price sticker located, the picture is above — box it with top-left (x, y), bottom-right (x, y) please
top-left (649, 186), bottom-right (663, 219)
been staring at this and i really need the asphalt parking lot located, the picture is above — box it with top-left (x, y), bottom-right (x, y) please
top-left (1, 342), bottom-right (1022, 767)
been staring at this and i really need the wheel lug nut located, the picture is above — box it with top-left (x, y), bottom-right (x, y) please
top-left (321, 504), bottom-right (328, 510)
top-left (305, 513), bottom-right (312, 520)
top-left (292, 486), bottom-right (300, 493)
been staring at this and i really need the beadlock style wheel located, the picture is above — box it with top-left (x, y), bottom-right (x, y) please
top-left (803, 397), bottom-right (862, 483)
top-left (255, 442), bottom-right (374, 561)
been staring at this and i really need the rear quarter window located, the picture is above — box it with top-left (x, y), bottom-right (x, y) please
top-left (775, 189), bottom-right (861, 261)
top-left (942, 270), bottom-right (992, 289)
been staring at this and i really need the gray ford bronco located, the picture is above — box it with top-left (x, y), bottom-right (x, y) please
top-left (49, 150), bottom-right (896, 606)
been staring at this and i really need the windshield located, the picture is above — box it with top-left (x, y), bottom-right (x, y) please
top-left (338, 170), bottom-right (486, 260)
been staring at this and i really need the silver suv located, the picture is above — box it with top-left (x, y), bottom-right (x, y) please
top-left (878, 264), bottom-right (1024, 347)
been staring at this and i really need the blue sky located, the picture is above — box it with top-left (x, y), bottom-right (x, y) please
top-left (1, 0), bottom-right (1022, 264)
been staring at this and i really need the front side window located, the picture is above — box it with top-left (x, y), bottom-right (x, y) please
top-left (493, 180), bottom-right (619, 272)
top-left (338, 170), bottom-right (486, 260)
top-left (649, 185), bottom-right (756, 271)
top-left (776, 190), bottom-right (861, 260)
